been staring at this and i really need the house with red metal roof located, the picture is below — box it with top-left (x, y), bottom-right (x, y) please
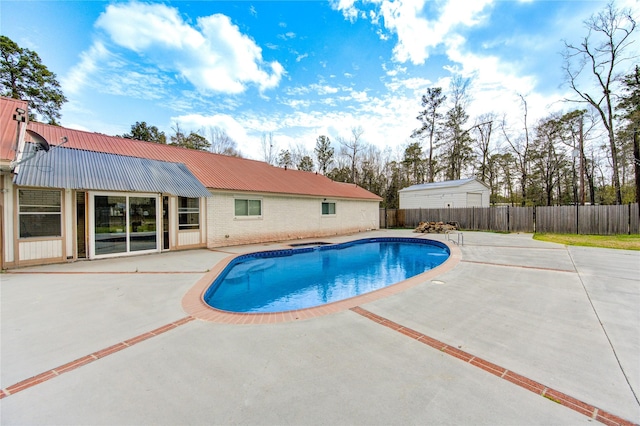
top-left (0, 97), bottom-right (381, 268)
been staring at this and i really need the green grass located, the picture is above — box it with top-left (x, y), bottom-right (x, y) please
top-left (533, 233), bottom-right (640, 250)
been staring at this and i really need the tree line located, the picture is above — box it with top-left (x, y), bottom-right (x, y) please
top-left (259, 2), bottom-right (640, 208)
top-left (2, 2), bottom-right (637, 208)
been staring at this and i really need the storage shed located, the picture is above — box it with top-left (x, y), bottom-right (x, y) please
top-left (399, 178), bottom-right (490, 209)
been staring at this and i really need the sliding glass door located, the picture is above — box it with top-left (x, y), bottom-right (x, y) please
top-left (94, 195), bottom-right (127, 255)
top-left (129, 197), bottom-right (157, 252)
top-left (93, 193), bottom-right (159, 257)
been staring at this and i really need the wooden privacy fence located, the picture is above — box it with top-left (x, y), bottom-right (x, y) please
top-left (380, 203), bottom-right (640, 235)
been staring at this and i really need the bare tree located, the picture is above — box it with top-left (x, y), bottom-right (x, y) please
top-left (261, 132), bottom-right (277, 165)
top-left (339, 126), bottom-right (365, 183)
top-left (473, 113), bottom-right (496, 184)
top-left (562, 2), bottom-right (636, 204)
top-left (530, 113), bottom-right (569, 206)
top-left (290, 143), bottom-right (312, 169)
top-left (208, 126), bottom-right (241, 157)
top-left (501, 94), bottom-right (533, 206)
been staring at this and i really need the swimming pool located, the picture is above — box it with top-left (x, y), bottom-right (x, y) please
top-left (203, 238), bottom-right (450, 313)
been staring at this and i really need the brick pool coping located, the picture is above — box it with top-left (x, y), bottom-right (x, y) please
top-left (181, 237), bottom-right (462, 324)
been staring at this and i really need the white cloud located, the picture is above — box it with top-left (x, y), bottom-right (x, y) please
top-left (61, 41), bottom-right (111, 95)
top-left (333, 0), bottom-right (494, 64)
top-left (345, 89), bottom-right (369, 102)
top-left (171, 113), bottom-right (251, 151)
top-left (312, 84), bottom-right (340, 95)
top-left (379, 0), bottom-right (494, 64)
top-left (278, 31), bottom-right (297, 40)
top-left (385, 76), bottom-right (432, 93)
top-left (72, 2), bottom-right (284, 95)
top-left (330, 0), bottom-right (360, 22)
top-left (61, 41), bottom-right (174, 99)
top-left (96, 3), bottom-right (202, 52)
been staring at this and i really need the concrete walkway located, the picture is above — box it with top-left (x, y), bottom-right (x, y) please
top-left (1, 230), bottom-right (638, 425)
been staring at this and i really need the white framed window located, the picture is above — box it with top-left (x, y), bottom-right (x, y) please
top-left (18, 189), bottom-right (62, 238)
top-left (322, 201), bottom-right (336, 215)
top-left (235, 198), bottom-right (262, 217)
top-left (178, 197), bottom-right (200, 230)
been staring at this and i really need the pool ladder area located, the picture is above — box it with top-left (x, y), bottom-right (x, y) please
top-left (445, 230), bottom-right (464, 246)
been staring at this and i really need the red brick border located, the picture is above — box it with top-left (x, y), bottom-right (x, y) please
top-left (0, 316), bottom-right (195, 400)
top-left (350, 307), bottom-right (636, 426)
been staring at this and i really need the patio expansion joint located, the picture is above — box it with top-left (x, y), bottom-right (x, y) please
top-left (0, 316), bottom-right (195, 400)
top-left (350, 306), bottom-right (637, 426)
top-left (567, 248), bottom-right (640, 410)
top-left (461, 259), bottom-right (576, 273)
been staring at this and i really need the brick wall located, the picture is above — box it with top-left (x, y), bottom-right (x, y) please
top-left (207, 191), bottom-right (380, 247)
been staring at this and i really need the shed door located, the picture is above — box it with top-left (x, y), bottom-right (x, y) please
top-left (467, 193), bottom-right (482, 207)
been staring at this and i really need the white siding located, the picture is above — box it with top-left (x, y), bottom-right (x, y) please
top-left (18, 239), bottom-right (63, 261)
top-left (207, 192), bottom-right (379, 247)
top-left (2, 174), bottom-right (15, 264)
top-left (399, 180), bottom-right (490, 209)
top-left (178, 230), bottom-right (201, 247)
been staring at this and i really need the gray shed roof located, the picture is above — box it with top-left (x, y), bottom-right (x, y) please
top-left (399, 177), bottom-right (489, 193)
top-left (13, 143), bottom-right (212, 198)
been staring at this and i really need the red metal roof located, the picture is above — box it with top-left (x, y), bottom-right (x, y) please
top-left (0, 97), bottom-right (29, 162)
top-left (0, 98), bottom-right (380, 200)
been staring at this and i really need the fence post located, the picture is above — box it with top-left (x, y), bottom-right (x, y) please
top-left (507, 205), bottom-right (510, 232)
top-left (533, 205), bottom-right (536, 233)
top-left (384, 208), bottom-right (388, 229)
top-left (576, 203), bottom-right (579, 235)
top-left (629, 203), bottom-right (632, 235)
top-left (472, 207), bottom-right (475, 230)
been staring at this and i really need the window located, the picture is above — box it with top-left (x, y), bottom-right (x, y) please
top-left (235, 199), bottom-right (262, 217)
top-left (178, 197), bottom-right (200, 230)
top-left (322, 201), bottom-right (336, 215)
top-left (19, 189), bottom-right (62, 238)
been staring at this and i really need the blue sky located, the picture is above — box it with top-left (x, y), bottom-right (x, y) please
top-left (2, 0), bottom-right (638, 161)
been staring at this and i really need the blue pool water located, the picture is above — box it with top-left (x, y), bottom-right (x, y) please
top-left (204, 237), bottom-right (450, 313)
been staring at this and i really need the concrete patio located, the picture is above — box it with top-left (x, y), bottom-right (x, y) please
top-left (1, 230), bottom-right (638, 425)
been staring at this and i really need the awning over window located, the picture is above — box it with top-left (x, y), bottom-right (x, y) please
top-left (13, 143), bottom-right (212, 198)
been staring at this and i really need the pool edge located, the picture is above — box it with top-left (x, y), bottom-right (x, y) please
top-left (181, 237), bottom-right (462, 324)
